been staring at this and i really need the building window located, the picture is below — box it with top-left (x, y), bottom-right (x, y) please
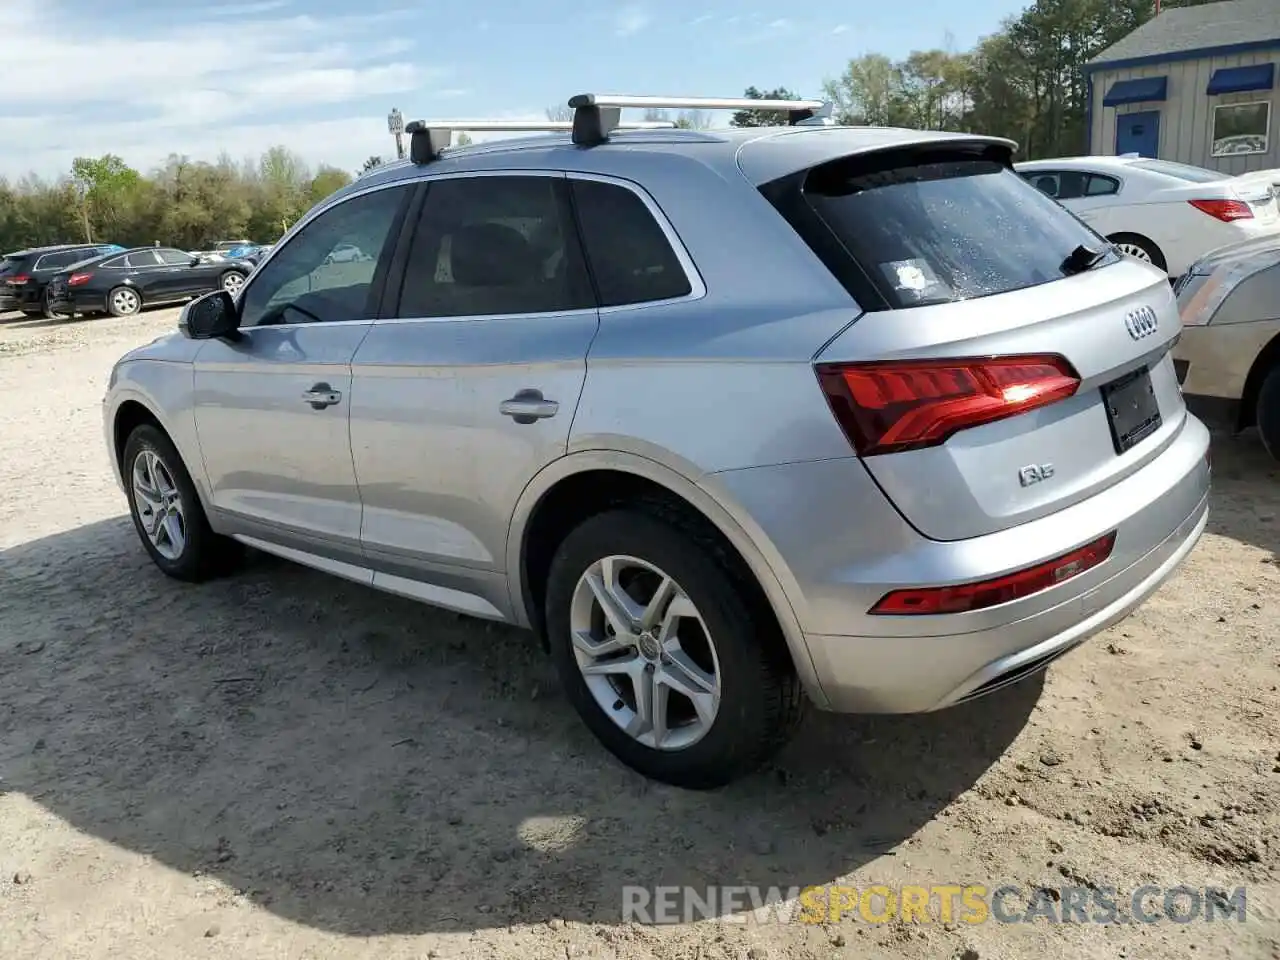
top-left (1211, 101), bottom-right (1271, 157)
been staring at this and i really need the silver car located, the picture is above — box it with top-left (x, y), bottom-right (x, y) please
top-left (102, 94), bottom-right (1211, 788)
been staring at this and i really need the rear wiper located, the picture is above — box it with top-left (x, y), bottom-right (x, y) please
top-left (1060, 244), bottom-right (1109, 276)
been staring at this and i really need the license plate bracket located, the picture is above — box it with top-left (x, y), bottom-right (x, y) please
top-left (1102, 366), bottom-right (1161, 454)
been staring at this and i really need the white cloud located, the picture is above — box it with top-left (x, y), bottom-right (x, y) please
top-left (832, 23), bottom-right (849, 34)
top-left (614, 4), bottom-right (650, 37)
top-left (205, 0), bottom-right (293, 15)
top-left (688, 13), bottom-right (713, 26)
top-left (0, 0), bottom-right (456, 179)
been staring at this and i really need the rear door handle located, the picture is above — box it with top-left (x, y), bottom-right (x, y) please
top-left (302, 382), bottom-right (342, 410)
top-left (499, 388), bottom-right (559, 424)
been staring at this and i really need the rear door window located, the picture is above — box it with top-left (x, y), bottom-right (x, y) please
top-left (772, 152), bottom-right (1113, 310)
top-left (125, 251), bottom-right (162, 268)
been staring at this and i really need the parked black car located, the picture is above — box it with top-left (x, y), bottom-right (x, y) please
top-left (0, 243), bottom-right (124, 317)
top-left (47, 246), bottom-right (254, 318)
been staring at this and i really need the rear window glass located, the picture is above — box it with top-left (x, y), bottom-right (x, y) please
top-left (1, 256), bottom-right (28, 274)
top-left (1129, 159), bottom-right (1227, 183)
top-left (789, 156), bottom-right (1110, 309)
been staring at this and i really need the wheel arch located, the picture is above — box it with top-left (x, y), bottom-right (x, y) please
top-left (1236, 329), bottom-right (1280, 430)
top-left (506, 451), bottom-right (828, 707)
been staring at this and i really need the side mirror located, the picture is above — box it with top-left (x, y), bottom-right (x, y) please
top-left (179, 290), bottom-right (239, 340)
top-left (189, 255), bottom-right (201, 266)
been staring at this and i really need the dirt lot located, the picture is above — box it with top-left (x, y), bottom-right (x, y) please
top-left (0, 307), bottom-right (1277, 960)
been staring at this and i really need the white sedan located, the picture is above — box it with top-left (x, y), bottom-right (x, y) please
top-left (1015, 156), bottom-right (1280, 278)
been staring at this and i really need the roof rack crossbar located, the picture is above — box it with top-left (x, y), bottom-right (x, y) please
top-left (405, 118), bottom-right (676, 163)
top-left (568, 93), bottom-right (833, 145)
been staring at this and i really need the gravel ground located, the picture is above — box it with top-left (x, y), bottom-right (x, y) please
top-left (1, 307), bottom-right (1277, 960)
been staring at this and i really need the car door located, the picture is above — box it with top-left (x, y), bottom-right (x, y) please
top-left (154, 247), bottom-right (207, 296)
top-left (190, 182), bottom-right (412, 565)
top-left (348, 172), bottom-right (599, 618)
top-left (121, 249), bottom-right (171, 299)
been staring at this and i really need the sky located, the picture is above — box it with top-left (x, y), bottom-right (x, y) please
top-left (0, 0), bottom-right (1031, 180)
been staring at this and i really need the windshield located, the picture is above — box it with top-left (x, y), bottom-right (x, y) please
top-left (793, 156), bottom-right (1113, 309)
top-left (1130, 159), bottom-right (1228, 183)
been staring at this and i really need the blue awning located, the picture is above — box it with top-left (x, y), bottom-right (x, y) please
top-left (1103, 76), bottom-right (1168, 106)
top-left (1206, 63), bottom-right (1275, 96)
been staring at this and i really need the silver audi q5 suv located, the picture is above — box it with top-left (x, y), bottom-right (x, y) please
top-left (103, 94), bottom-right (1211, 788)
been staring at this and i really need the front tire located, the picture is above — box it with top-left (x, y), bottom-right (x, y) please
top-left (545, 508), bottom-right (805, 789)
top-left (107, 285), bottom-right (142, 317)
top-left (123, 425), bottom-right (242, 581)
top-left (1256, 365), bottom-right (1280, 461)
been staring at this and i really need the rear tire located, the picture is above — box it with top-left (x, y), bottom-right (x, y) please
top-left (1256, 365), bottom-right (1280, 461)
top-left (122, 424), bottom-right (243, 582)
top-left (545, 507), bottom-right (805, 789)
top-left (107, 285), bottom-right (142, 317)
top-left (220, 270), bottom-right (246, 294)
top-left (1108, 233), bottom-right (1168, 273)
top-left (42, 287), bottom-right (71, 320)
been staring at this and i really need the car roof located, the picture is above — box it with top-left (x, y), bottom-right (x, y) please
top-left (4, 242), bottom-right (109, 258)
top-left (345, 125), bottom-right (1017, 198)
top-left (1016, 156), bottom-right (1142, 171)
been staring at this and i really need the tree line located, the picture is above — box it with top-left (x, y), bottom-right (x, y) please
top-left (1, 0), bottom-right (1216, 256)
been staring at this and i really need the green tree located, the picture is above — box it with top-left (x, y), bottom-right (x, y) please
top-left (731, 86), bottom-right (803, 127)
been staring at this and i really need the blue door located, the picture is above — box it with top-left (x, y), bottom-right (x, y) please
top-left (1116, 111), bottom-right (1160, 157)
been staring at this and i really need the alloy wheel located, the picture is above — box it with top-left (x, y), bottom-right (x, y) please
top-left (131, 449), bottom-right (187, 560)
top-left (1114, 242), bottom-right (1153, 263)
top-left (568, 555), bottom-right (721, 751)
top-left (112, 288), bottom-right (141, 315)
top-left (222, 272), bottom-right (245, 294)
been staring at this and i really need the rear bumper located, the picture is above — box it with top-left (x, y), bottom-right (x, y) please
top-left (708, 412), bottom-right (1211, 713)
top-left (0, 288), bottom-right (38, 311)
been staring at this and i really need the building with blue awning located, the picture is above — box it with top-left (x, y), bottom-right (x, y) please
top-left (1084, 0), bottom-right (1279, 173)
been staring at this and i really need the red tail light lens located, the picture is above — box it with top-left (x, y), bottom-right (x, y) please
top-left (1188, 198), bottom-right (1253, 222)
top-left (4, 273), bottom-right (30, 286)
top-left (815, 355), bottom-right (1080, 456)
top-left (870, 532), bottom-right (1116, 615)
top-left (68, 272), bottom-right (93, 286)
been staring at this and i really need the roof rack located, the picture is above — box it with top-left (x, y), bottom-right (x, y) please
top-left (404, 117), bottom-right (676, 163)
top-left (403, 92), bottom-right (835, 163)
top-left (568, 93), bottom-right (833, 145)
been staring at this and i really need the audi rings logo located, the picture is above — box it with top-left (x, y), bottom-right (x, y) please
top-left (1125, 305), bottom-right (1159, 341)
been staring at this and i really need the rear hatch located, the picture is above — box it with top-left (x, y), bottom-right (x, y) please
top-left (755, 139), bottom-right (1185, 542)
top-left (1, 253), bottom-right (33, 299)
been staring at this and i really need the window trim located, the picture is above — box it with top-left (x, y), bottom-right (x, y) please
top-left (372, 169), bottom-right (706, 327)
top-left (1210, 99), bottom-right (1272, 158)
top-left (232, 179), bottom-right (416, 329)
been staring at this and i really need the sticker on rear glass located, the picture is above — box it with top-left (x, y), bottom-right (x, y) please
top-left (879, 258), bottom-right (949, 303)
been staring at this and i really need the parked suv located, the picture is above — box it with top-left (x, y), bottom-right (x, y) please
top-left (102, 96), bottom-right (1210, 788)
top-left (1, 243), bottom-right (123, 317)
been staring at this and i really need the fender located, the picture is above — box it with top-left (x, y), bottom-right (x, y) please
top-left (504, 448), bottom-right (830, 708)
top-left (105, 363), bottom-right (213, 513)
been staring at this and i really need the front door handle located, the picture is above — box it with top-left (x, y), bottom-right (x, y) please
top-left (499, 388), bottom-right (559, 424)
top-left (302, 382), bottom-right (342, 410)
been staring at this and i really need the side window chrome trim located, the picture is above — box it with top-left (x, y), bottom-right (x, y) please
top-left (376, 169), bottom-right (706, 326)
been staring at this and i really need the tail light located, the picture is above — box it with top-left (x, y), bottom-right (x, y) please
top-left (1188, 198), bottom-right (1253, 222)
top-left (815, 355), bottom-right (1080, 457)
top-left (4, 273), bottom-right (30, 286)
top-left (68, 272), bottom-right (93, 286)
top-left (870, 532), bottom-right (1116, 615)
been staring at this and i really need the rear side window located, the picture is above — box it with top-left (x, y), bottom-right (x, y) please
top-left (570, 179), bottom-right (692, 307)
top-left (768, 151), bottom-right (1111, 310)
